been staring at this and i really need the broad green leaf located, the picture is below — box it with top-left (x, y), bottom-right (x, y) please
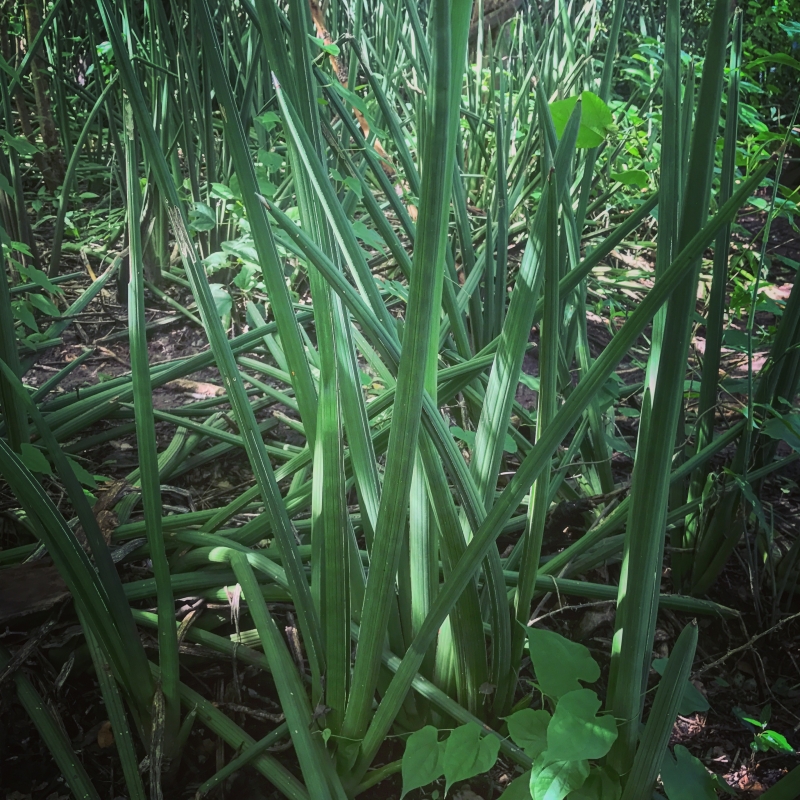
top-left (210, 183), bottom-right (236, 201)
top-left (221, 240), bottom-right (259, 264)
top-left (499, 770), bottom-right (532, 799)
top-left (546, 690), bottom-right (618, 762)
top-left (209, 284), bottom-right (231, 323)
top-left (401, 726), bottom-right (444, 798)
top-left (308, 34), bottom-right (340, 57)
top-left (18, 264), bottom-right (62, 294)
top-left (67, 457), bottom-right (97, 489)
top-left (732, 706), bottom-right (762, 729)
top-left (442, 723), bottom-right (502, 795)
top-left (259, 149), bottom-right (283, 172)
top-left (343, 176), bottom-right (362, 198)
top-left (203, 251), bottom-right (230, 274)
top-left (526, 628), bottom-right (600, 699)
top-left (754, 730), bottom-right (795, 754)
top-left (548, 92), bottom-right (613, 148)
top-left (27, 293), bottom-right (61, 317)
top-left (12, 300), bottom-right (38, 331)
top-left (506, 709), bottom-right (551, 759)
top-left (20, 443), bottom-right (52, 475)
top-left (255, 111), bottom-right (280, 132)
top-left (188, 201), bottom-right (216, 232)
top-left (0, 129), bottom-right (39, 155)
top-left (750, 54), bottom-right (800, 71)
top-left (762, 415), bottom-right (800, 453)
top-left (566, 766), bottom-right (621, 799)
top-left (660, 745), bottom-right (718, 799)
top-left (652, 659), bottom-right (710, 715)
top-left (233, 263), bottom-right (259, 292)
top-left (352, 220), bottom-right (385, 252)
top-left (611, 169), bottom-right (649, 188)
top-left (9, 241), bottom-right (33, 256)
top-left (530, 753), bottom-right (589, 800)
top-left (452, 425), bottom-right (517, 454)
top-left (254, 166), bottom-right (276, 199)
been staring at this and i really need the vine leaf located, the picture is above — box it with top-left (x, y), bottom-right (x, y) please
top-left (506, 708), bottom-right (551, 759)
top-left (442, 723), bottom-right (501, 795)
top-left (546, 689), bottom-right (618, 762)
top-left (529, 754), bottom-right (589, 800)
top-left (564, 765), bottom-right (621, 799)
top-left (660, 745), bottom-right (731, 799)
top-left (498, 770), bottom-right (532, 799)
top-left (526, 628), bottom-right (600, 699)
top-left (401, 725), bottom-right (444, 798)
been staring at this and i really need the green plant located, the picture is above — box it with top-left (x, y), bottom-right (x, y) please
top-left (734, 704), bottom-right (797, 755)
top-left (1, 0), bottom-right (799, 798)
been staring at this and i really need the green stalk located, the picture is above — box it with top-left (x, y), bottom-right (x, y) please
top-left (230, 553), bottom-right (346, 799)
top-left (84, 624), bottom-right (147, 800)
top-left (608, 0), bottom-right (733, 775)
top-left (0, 222), bottom-right (28, 451)
top-left (682, 8), bottom-right (743, 586)
top-left (340, 0), bottom-right (472, 756)
top-left (620, 621), bottom-right (698, 798)
top-left (123, 102), bottom-right (180, 753)
top-left (510, 171), bottom-right (559, 685)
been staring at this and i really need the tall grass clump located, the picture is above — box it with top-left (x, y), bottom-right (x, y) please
top-left (1, 0), bottom-right (799, 798)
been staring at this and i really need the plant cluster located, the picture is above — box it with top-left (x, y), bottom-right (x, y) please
top-left (1, 0), bottom-right (799, 799)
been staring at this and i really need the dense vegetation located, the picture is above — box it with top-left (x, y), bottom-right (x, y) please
top-left (1, 0), bottom-right (799, 798)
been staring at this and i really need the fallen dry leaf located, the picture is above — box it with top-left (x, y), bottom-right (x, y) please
top-left (165, 378), bottom-right (224, 398)
top-left (97, 720), bottom-right (115, 748)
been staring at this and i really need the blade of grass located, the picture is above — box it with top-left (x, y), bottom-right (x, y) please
top-left (509, 170), bottom-right (559, 693)
top-left (230, 552), bottom-right (345, 800)
top-left (123, 101), bottom-right (180, 752)
top-left (339, 1), bottom-right (473, 757)
top-left (619, 621), bottom-right (698, 799)
top-left (608, 0), bottom-right (733, 775)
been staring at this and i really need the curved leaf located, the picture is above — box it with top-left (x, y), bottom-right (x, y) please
top-left (527, 628), bottom-right (601, 699)
top-left (401, 726), bottom-right (444, 798)
top-left (547, 690), bottom-right (618, 762)
top-left (443, 723), bottom-right (502, 794)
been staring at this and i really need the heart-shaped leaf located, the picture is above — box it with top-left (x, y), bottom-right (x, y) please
top-left (401, 725), bottom-right (444, 798)
top-left (660, 745), bottom-right (720, 799)
top-left (20, 443), bottom-right (52, 475)
top-left (498, 770), bottom-right (532, 799)
top-left (548, 91), bottom-right (613, 148)
top-left (610, 169), bottom-right (649, 188)
top-left (188, 201), bottom-right (216, 231)
top-left (565, 766), bottom-right (621, 799)
top-left (443, 723), bottom-right (501, 794)
top-left (209, 284), bottom-right (231, 324)
top-left (530, 753), bottom-right (589, 800)
top-left (506, 709), bottom-right (551, 759)
top-left (546, 690), bottom-right (617, 762)
top-left (526, 628), bottom-right (600, 699)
